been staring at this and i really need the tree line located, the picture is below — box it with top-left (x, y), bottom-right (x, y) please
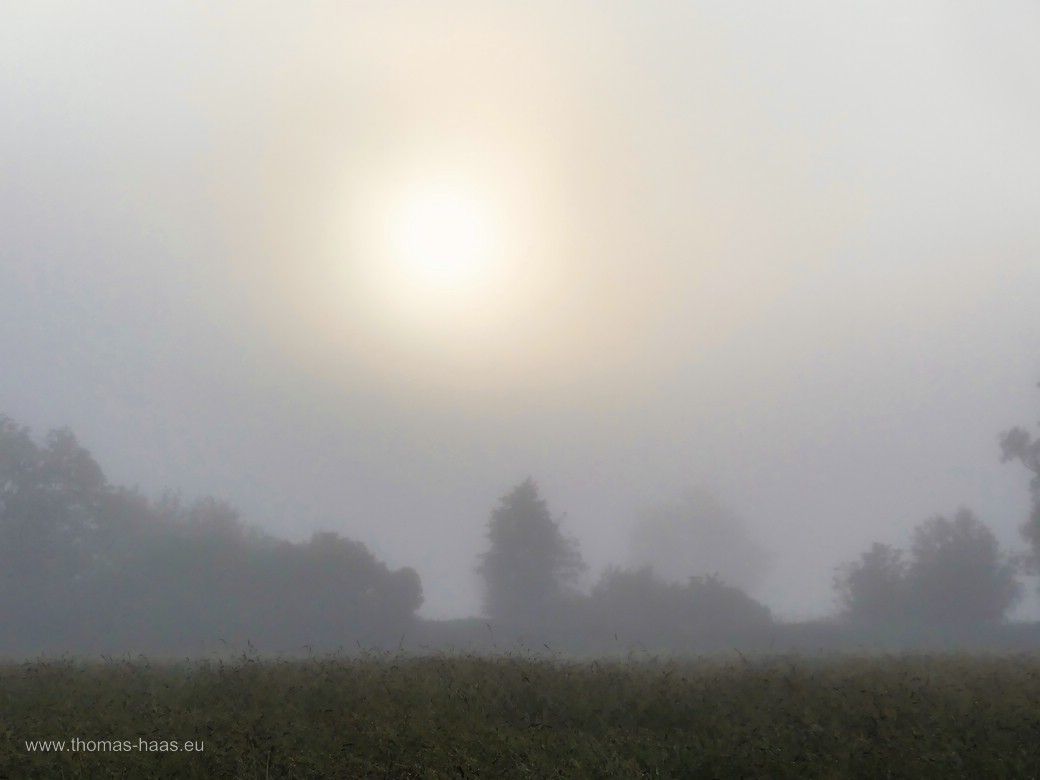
top-left (0, 418), bottom-right (420, 654)
top-left (1, 384), bottom-right (1039, 654)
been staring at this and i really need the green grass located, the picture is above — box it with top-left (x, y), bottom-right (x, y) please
top-left (2, 654), bottom-right (1040, 778)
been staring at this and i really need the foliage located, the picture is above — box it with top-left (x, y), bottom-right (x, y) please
top-left (0, 415), bottom-right (423, 655)
top-left (588, 566), bottom-right (771, 647)
top-left (908, 510), bottom-right (1020, 623)
top-left (1000, 404), bottom-right (1040, 570)
top-left (834, 543), bottom-right (907, 624)
top-left (4, 655), bottom-right (1040, 778)
top-left (835, 510), bottom-right (1020, 625)
top-left (477, 479), bottom-right (585, 626)
top-left (628, 491), bottom-right (769, 592)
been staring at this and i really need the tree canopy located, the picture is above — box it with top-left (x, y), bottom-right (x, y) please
top-left (628, 491), bottom-right (769, 592)
top-left (835, 510), bottom-right (1019, 626)
top-left (0, 415), bottom-right (423, 654)
top-left (588, 566), bottom-right (771, 648)
top-left (1000, 399), bottom-right (1040, 571)
top-left (477, 478), bottom-right (585, 626)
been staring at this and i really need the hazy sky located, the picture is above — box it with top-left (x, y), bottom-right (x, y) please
top-left (3, 1), bottom-right (1039, 619)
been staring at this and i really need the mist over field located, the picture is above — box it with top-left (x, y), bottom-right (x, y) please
top-left (2, 2), bottom-right (1040, 656)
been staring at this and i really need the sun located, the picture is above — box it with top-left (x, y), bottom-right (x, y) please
top-left (385, 183), bottom-right (501, 299)
top-left (330, 163), bottom-right (531, 355)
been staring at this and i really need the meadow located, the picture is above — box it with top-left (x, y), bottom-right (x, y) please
top-left (2, 654), bottom-right (1040, 778)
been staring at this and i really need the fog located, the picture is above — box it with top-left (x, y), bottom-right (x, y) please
top-left (2, 1), bottom-right (1040, 647)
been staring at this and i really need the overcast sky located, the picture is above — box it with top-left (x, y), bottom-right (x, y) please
top-left (3, 1), bottom-right (1039, 619)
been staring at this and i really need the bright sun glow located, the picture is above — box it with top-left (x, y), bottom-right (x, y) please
top-left (383, 184), bottom-right (502, 305)
top-left (333, 161), bottom-right (541, 360)
top-left (389, 187), bottom-right (496, 293)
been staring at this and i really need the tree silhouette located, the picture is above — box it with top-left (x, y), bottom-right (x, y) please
top-left (589, 566), bottom-right (771, 647)
top-left (906, 510), bottom-right (1020, 624)
top-left (835, 511), bottom-right (1019, 626)
top-left (0, 414), bottom-right (424, 654)
top-left (834, 542), bottom-right (907, 624)
top-left (628, 490), bottom-right (769, 592)
top-left (1000, 388), bottom-right (1040, 571)
top-left (477, 478), bottom-right (585, 626)
top-left (0, 418), bottom-right (112, 645)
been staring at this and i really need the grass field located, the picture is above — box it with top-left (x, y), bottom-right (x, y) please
top-left (2, 654), bottom-right (1040, 778)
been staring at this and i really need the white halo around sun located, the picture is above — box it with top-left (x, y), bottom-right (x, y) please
top-left (328, 155), bottom-right (554, 365)
top-left (387, 184), bottom-right (499, 296)
top-left (338, 169), bottom-right (519, 342)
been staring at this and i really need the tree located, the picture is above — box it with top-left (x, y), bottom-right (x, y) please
top-left (835, 511), bottom-right (1019, 626)
top-left (258, 531), bottom-right (423, 649)
top-left (834, 543), bottom-right (907, 624)
top-left (0, 414), bottom-right (425, 653)
top-left (1000, 393), bottom-right (1040, 569)
top-left (628, 490), bottom-right (769, 592)
top-left (589, 566), bottom-right (771, 648)
top-left (0, 418), bottom-right (113, 645)
top-left (477, 478), bottom-right (585, 626)
top-left (906, 510), bottom-right (1020, 624)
